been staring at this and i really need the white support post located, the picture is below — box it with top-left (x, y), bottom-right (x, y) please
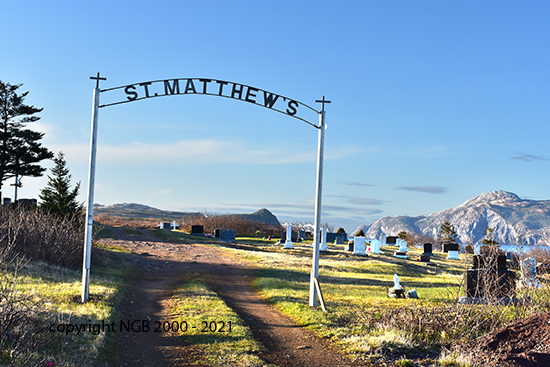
top-left (81, 86), bottom-right (100, 303)
top-left (309, 109), bottom-right (326, 307)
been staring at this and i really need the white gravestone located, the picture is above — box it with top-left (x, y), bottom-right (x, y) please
top-left (284, 224), bottom-right (293, 249)
top-left (353, 236), bottom-right (367, 256)
top-left (520, 257), bottom-right (539, 287)
top-left (371, 239), bottom-right (381, 254)
top-left (399, 240), bottom-right (408, 253)
top-left (320, 227), bottom-right (328, 252)
top-left (447, 250), bottom-right (460, 260)
top-left (380, 233), bottom-right (387, 247)
top-left (171, 221), bottom-right (179, 231)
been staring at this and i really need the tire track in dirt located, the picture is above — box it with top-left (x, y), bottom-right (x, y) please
top-left (105, 228), bottom-right (366, 366)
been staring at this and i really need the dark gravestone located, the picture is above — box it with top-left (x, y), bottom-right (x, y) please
top-left (347, 241), bottom-right (354, 252)
top-left (422, 243), bottom-right (433, 256)
top-left (191, 225), bottom-right (204, 236)
top-left (497, 255), bottom-right (507, 270)
top-left (386, 236), bottom-right (398, 245)
top-left (214, 229), bottom-right (221, 238)
top-left (219, 229), bottom-right (236, 242)
top-left (283, 231), bottom-right (298, 241)
top-left (419, 255), bottom-right (431, 262)
top-left (443, 243), bottom-right (459, 253)
top-left (160, 222), bottom-right (171, 230)
top-left (326, 232), bottom-right (347, 244)
top-left (466, 254), bottom-right (516, 298)
top-left (298, 230), bottom-right (306, 240)
top-left (473, 255), bottom-right (484, 269)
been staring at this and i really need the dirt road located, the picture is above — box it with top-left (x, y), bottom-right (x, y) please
top-left (104, 228), bottom-right (365, 366)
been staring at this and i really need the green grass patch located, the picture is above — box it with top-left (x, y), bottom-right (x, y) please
top-left (169, 276), bottom-right (269, 366)
top-left (1, 243), bottom-right (133, 367)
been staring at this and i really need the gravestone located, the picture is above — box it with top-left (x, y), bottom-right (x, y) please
top-left (298, 230), bottom-right (306, 240)
top-left (418, 255), bottom-right (431, 262)
top-left (399, 240), bottom-right (408, 252)
top-left (386, 236), bottom-right (398, 246)
top-left (370, 239), bottom-right (380, 254)
top-left (394, 239), bottom-right (408, 258)
top-left (284, 224), bottom-right (293, 249)
top-left (520, 257), bottom-right (539, 287)
top-left (347, 240), bottom-right (354, 252)
top-left (158, 222), bottom-right (171, 230)
top-left (447, 250), bottom-right (460, 260)
top-left (191, 225), bottom-right (204, 236)
top-left (353, 236), bottom-right (367, 256)
top-left (465, 253), bottom-right (516, 299)
top-left (326, 232), bottom-right (347, 244)
top-left (443, 243), bottom-right (459, 253)
top-left (422, 243), bottom-right (433, 257)
top-left (380, 233), bottom-right (387, 247)
top-left (171, 221), bottom-right (179, 231)
top-left (219, 229), bottom-right (236, 243)
top-left (320, 227), bottom-right (329, 252)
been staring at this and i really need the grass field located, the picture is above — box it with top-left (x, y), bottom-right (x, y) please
top-left (3, 228), bottom-right (549, 366)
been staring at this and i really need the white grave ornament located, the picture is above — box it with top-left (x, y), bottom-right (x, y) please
top-left (393, 273), bottom-right (402, 290)
top-left (353, 236), bottom-right (367, 256)
top-left (320, 227), bottom-right (328, 251)
top-left (284, 224), bottom-right (293, 249)
top-left (171, 221), bottom-right (179, 231)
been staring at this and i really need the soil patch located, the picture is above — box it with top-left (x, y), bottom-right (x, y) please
top-left (471, 311), bottom-right (550, 366)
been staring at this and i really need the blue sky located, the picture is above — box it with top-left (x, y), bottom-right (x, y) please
top-left (2, 1), bottom-right (549, 232)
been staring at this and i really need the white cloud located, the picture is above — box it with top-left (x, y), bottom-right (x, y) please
top-left (49, 139), bottom-right (361, 166)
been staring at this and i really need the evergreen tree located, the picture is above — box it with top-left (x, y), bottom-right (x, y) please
top-left (438, 221), bottom-right (458, 243)
top-left (481, 226), bottom-right (499, 246)
top-left (0, 80), bottom-right (53, 200)
top-left (39, 152), bottom-right (83, 218)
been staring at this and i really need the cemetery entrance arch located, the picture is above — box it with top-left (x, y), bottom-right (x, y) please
top-left (83, 73), bottom-right (330, 308)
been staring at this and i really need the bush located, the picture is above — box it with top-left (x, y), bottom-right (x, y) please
top-left (178, 213), bottom-right (282, 237)
top-left (0, 206), bottom-right (98, 269)
top-left (0, 235), bottom-right (56, 366)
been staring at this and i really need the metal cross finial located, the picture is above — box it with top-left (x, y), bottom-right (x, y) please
top-left (315, 96), bottom-right (331, 112)
top-left (90, 72), bottom-right (107, 89)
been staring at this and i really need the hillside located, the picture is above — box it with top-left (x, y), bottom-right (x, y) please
top-left (93, 203), bottom-right (281, 226)
top-left (355, 191), bottom-right (550, 245)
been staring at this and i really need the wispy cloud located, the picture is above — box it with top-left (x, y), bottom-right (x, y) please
top-left (511, 152), bottom-right (549, 162)
top-left (52, 140), bottom-right (361, 166)
top-left (338, 181), bottom-right (375, 187)
top-left (396, 186), bottom-right (447, 194)
top-left (328, 195), bottom-right (385, 206)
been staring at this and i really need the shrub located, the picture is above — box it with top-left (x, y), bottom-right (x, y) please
top-left (0, 206), bottom-right (98, 269)
top-left (178, 213), bottom-right (282, 237)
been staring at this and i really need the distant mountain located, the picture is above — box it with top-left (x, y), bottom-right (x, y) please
top-left (93, 203), bottom-right (281, 226)
top-left (233, 208), bottom-right (281, 227)
top-left (354, 191), bottom-right (550, 245)
top-left (93, 203), bottom-right (199, 220)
